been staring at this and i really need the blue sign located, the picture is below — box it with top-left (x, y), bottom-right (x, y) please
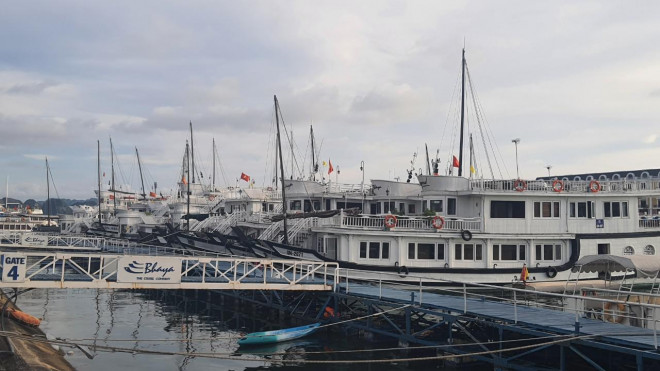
top-left (596, 219), bottom-right (604, 228)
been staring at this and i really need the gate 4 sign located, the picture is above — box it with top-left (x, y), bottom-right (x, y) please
top-left (2, 253), bottom-right (27, 283)
top-left (117, 257), bottom-right (181, 284)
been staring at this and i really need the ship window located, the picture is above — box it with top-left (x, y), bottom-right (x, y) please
top-left (371, 203), bottom-right (381, 214)
top-left (570, 201), bottom-right (594, 218)
top-left (623, 246), bottom-right (634, 255)
top-left (369, 242), bottom-right (380, 258)
top-left (430, 200), bottom-right (443, 212)
top-left (490, 201), bottom-right (525, 218)
top-left (534, 201), bottom-right (559, 218)
top-left (455, 243), bottom-right (483, 261)
top-left (535, 244), bottom-right (562, 261)
top-left (493, 244), bottom-right (526, 261)
top-left (290, 200), bottom-right (302, 210)
top-left (597, 243), bottom-right (610, 255)
top-left (382, 243), bottom-right (390, 259)
top-left (408, 204), bottom-right (416, 214)
top-left (409, 243), bottom-right (445, 260)
top-left (604, 201), bottom-right (629, 218)
top-left (447, 198), bottom-right (457, 215)
top-left (360, 242), bottom-right (367, 258)
top-left (644, 245), bottom-right (655, 255)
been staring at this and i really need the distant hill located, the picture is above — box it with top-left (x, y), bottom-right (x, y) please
top-left (1, 197), bottom-right (98, 215)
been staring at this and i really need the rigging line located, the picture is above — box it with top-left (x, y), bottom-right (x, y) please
top-left (46, 161), bottom-right (61, 201)
top-left (213, 143), bottom-right (230, 188)
top-left (0, 330), bottom-right (597, 364)
top-left (466, 65), bottom-right (507, 179)
top-left (439, 64), bottom-right (462, 167)
top-left (262, 108), bottom-right (277, 188)
top-left (466, 65), bottom-right (495, 179)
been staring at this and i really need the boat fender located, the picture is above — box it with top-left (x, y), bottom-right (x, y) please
top-left (514, 179), bottom-right (527, 192)
top-left (398, 265), bottom-right (409, 277)
top-left (603, 302), bottom-right (626, 323)
top-left (460, 230), bottom-right (472, 241)
top-left (552, 180), bottom-right (564, 193)
top-left (546, 266), bottom-right (558, 278)
top-left (8, 309), bottom-right (41, 327)
top-left (432, 216), bottom-right (445, 230)
top-left (384, 214), bottom-right (397, 229)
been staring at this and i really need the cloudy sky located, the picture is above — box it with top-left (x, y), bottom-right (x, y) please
top-left (1, 1), bottom-right (659, 200)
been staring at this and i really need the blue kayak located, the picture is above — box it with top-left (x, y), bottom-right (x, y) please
top-left (238, 323), bottom-right (321, 345)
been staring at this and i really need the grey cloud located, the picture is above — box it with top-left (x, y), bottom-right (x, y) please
top-left (6, 81), bottom-right (59, 95)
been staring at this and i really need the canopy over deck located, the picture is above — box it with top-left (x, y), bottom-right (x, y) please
top-left (572, 254), bottom-right (660, 278)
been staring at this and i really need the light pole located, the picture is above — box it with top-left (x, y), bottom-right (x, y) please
top-left (360, 160), bottom-right (365, 213)
top-left (512, 138), bottom-right (520, 179)
top-left (546, 165), bottom-right (552, 177)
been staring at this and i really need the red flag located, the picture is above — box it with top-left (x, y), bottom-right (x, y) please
top-left (102, 172), bottom-right (106, 177)
top-left (240, 172), bottom-right (250, 182)
top-left (521, 264), bottom-right (529, 283)
top-left (452, 156), bottom-right (460, 167)
top-left (328, 160), bottom-right (334, 174)
top-left (149, 192), bottom-right (157, 197)
top-left (182, 176), bottom-right (187, 185)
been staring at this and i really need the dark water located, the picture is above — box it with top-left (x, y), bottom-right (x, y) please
top-left (16, 289), bottom-right (453, 371)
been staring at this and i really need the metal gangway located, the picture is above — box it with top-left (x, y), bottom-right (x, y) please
top-left (0, 250), bottom-right (336, 291)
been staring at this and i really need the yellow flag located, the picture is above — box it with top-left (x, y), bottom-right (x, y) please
top-left (470, 165), bottom-right (476, 174)
top-left (322, 161), bottom-right (327, 166)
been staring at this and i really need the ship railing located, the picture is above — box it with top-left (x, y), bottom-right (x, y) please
top-left (639, 217), bottom-right (660, 229)
top-left (334, 268), bottom-right (660, 349)
top-left (258, 220), bottom-right (284, 241)
top-left (326, 182), bottom-right (371, 194)
top-left (325, 212), bottom-right (481, 232)
top-left (470, 178), bottom-right (660, 194)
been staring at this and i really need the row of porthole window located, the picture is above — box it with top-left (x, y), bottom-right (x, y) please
top-left (552, 172), bottom-right (656, 182)
top-left (623, 245), bottom-right (655, 255)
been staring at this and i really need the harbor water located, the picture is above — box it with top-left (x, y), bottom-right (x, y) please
top-left (15, 288), bottom-right (474, 370)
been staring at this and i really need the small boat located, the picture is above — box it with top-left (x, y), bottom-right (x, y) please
top-left (237, 323), bottom-right (321, 346)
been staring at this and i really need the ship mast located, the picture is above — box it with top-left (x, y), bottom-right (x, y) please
top-left (212, 138), bottom-right (216, 191)
top-left (274, 95), bottom-right (288, 244)
top-left (136, 147), bottom-right (146, 200)
top-left (190, 122), bottom-right (195, 184)
top-left (46, 157), bottom-right (51, 226)
top-left (458, 48), bottom-right (466, 177)
top-left (185, 140), bottom-right (191, 231)
top-left (97, 140), bottom-right (102, 226)
top-left (110, 137), bottom-right (116, 214)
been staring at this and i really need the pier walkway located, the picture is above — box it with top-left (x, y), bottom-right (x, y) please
top-left (0, 250), bottom-right (336, 291)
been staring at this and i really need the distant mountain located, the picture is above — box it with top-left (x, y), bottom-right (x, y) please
top-left (1, 197), bottom-right (98, 215)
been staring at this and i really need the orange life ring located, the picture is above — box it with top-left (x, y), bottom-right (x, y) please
top-left (8, 309), bottom-right (41, 327)
top-left (603, 302), bottom-right (625, 323)
top-left (384, 214), bottom-right (397, 228)
top-left (552, 180), bottom-right (564, 193)
top-left (432, 216), bottom-right (445, 230)
top-left (589, 180), bottom-right (601, 193)
top-left (514, 179), bottom-right (527, 192)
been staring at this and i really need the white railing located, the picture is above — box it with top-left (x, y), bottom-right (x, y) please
top-left (333, 213), bottom-right (481, 232)
top-left (470, 178), bottom-right (660, 194)
top-left (258, 220), bottom-right (284, 241)
top-left (0, 251), bottom-right (337, 291)
top-left (334, 268), bottom-right (660, 349)
top-left (639, 218), bottom-right (660, 229)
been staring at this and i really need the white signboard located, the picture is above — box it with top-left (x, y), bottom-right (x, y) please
top-left (20, 234), bottom-right (48, 248)
top-left (2, 253), bottom-right (27, 283)
top-left (117, 257), bottom-right (181, 284)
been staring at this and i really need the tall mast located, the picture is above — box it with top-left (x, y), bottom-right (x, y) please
top-left (185, 140), bottom-right (191, 231)
top-left (469, 134), bottom-right (474, 179)
top-left (458, 48), bottom-right (466, 177)
top-left (190, 122), bottom-right (195, 184)
top-left (290, 130), bottom-right (294, 180)
top-left (97, 140), bottom-right (102, 225)
top-left (425, 143), bottom-right (431, 175)
top-left (274, 95), bottom-right (288, 244)
top-left (310, 125), bottom-right (316, 180)
top-left (212, 138), bottom-right (216, 191)
top-left (46, 157), bottom-right (51, 226)
top-left (136, 147), bottom-right (146, 200)
top-left (274, 136), bottom-right (278, 190)
top-left (110, 137), bottom-right (116, 213)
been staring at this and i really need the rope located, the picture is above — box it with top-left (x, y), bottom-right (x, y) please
top-left (0, 330), bottom-right (596, 364)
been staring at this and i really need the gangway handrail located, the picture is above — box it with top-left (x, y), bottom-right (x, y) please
top-left (334, 267), bottom-right (660, 349)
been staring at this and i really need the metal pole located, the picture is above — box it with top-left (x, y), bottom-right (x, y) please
top-left (463, 283), bottom-right (467, 313)
top-left (514, 290), bottom-right (518, 323)
top-left (512, 138), bottom-right (520, 179)
top-left (360, 160), bottom-right (365, 213)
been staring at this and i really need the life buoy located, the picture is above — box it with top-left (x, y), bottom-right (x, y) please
top-left (514, 179), bottom-right (527, 192)
top-left (8, 309), bottom-right (41, 327)
top-left (552, 180), bottom-right (564, 193)
top-left (432, 216), bottom-right (445, 229)
top-left (589, 180), bottom-right (601, 193)
top-left (461, 230), bottom-right (472, 241)
top-left (603, 302), bottom-right (626, 323)
top-left (397, 265), bottom-right (409, 277)
top-left (384, 214), bottom-right (397, 228)
top-left (546, 266), bottom-right (558, 278)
